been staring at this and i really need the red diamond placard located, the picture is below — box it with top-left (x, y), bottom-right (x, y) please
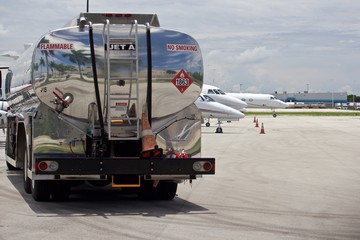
top-left (171, 69), bottom-right (193, 94)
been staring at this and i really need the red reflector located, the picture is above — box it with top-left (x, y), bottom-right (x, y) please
top-left (141, 151), bottom-right (151, 158)
top-left (114, 14), bottom-right (123, 17)
top-left (105, 14), bottom-right (113, 17)
top-left (38, 161), bottom-right (48, 171)
top-left (153, 151), bottom-right (162, 157)
top-left (176, 149), bottom-right (188, 158)
top-left (124, 14), bottom-right (132, 17)
top-left (140, 148), bottom-right (163, 158)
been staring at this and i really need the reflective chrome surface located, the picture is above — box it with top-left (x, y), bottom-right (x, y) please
top-left (7, 16), bottom-right (204, 155)
top-left (153, 104), bottom-right (202, 157)
top-left (29, 25), bottom-right (202, 130)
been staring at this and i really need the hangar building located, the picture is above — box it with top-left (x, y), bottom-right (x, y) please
top-left (273, 91), bottom-right (347, 108)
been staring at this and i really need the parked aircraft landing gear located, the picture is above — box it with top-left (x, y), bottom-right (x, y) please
top-left (215, 120), bottom-right (223, 133)
top-left (272, 110), bottom-right (277, 118)
top-left (206, 122), bottom-right (210, 127)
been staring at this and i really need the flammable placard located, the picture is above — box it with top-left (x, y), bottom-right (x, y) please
top-left (171, 69), bottom-right (193, 94)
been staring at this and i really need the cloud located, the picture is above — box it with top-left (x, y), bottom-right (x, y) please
top-left (0, 24), bottom-right (8, 36)
top-left (1, 1), bottom-right (360, 94)
top-left (234, 46), bottom-right (275, 64)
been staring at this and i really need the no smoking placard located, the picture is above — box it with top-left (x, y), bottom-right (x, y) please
top-left (171, 69), bottom-right (193, 94)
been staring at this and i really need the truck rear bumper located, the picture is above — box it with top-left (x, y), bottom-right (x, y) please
top-left (34, 155), bottom-right (215, 178)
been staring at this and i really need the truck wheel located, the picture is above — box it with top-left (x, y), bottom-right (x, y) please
top-left (51, 181), bottom-right (71, 201)
top-left (6, 161), bottom-right (19, 171)
top-left (31, 180), bottom-right (51, 201)
top-left (23, 149), bottom-right (31, 194)
top-left (156, 181), bottom-right (177, 200)
top-left (138, 180), bottom-right (156, 200)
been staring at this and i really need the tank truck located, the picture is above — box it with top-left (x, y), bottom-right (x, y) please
top-left (2, 13), bottom-right (215, 201)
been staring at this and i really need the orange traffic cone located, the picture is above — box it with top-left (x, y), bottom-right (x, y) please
top-left (128, 103), bottom-right (137, 118)
top-left (141, 112), bottom-right (157, 151)
top-left (260, 123), bottom-right (265, 134)
top-left (255, 119), bottom-right (259, 128)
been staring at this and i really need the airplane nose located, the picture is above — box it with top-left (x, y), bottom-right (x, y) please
top-left (230, 108), bottom-right (245, 119)
top-left (282, 102), bottom-right (290, 107)
top-left (238, 111), bottom-right (245, 119)
top-left (277, 100), bottom-right (289, 108)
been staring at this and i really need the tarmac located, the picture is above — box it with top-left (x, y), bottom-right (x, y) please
top-left (0, 112), bottom-right (360, 239)
top-left (198, 112), bottom-right (360, 239)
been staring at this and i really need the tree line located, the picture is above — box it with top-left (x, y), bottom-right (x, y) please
top-left (347, 95), bottom-right (360, 102)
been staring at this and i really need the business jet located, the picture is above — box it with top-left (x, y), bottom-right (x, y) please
top-left (202, 84), bottom-right (247, 112)
top-left (195, 94), bottom-right (245, 133)
top-left (203, 84), bottom-right (289, 117)
top-left (227, 92), bottom-right (289, 117)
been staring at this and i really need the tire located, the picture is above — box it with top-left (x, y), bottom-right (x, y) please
top-left (6, 161), bottom-right (19, 171)
top-left (138, 180), bottom-right (156, 200)
top-left (156, 181), bottom-right (177, 200)
top-left (23, 148), bottom-right (31, 194)
top-left (205, 122), bottom-right (210, 127)
top-left (51, 181), bottom-right (71, 201)
top-left (31, 179), bottom-right (51, 201)
top-left (216, 127), bottom-right (223, 133)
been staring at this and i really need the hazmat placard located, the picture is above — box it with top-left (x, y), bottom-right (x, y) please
top-left (171, 69), bottom-right (193, 93)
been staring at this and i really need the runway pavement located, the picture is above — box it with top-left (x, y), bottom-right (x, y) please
top-left (0, 114), bottom-right (360, 239)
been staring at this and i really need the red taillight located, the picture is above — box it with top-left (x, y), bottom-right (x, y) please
top-left (203, 162), bottom-right (212, 171)
top-left (38, 161), bottom-right (48, 171)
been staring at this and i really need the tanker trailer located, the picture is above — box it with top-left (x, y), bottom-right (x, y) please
top-left (2, 13), bottom-right (215, 201)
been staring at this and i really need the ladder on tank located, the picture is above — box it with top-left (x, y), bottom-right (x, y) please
top-left (103, 19), bottom-right (140, 140)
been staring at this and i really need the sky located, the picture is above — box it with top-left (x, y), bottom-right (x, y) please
top-left (1, 0), bottom-right (360, 95)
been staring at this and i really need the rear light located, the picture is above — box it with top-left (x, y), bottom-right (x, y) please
top-left (37, 161), bottom-right (59, 172)
top-left (203, 162), bottom-right (212, 171)
top-left (193, 161), bottom-right (214, 172)
top-left (103, 13), bottom-right (133, 18)
top-left (38, 162), bottom-right (48, 171)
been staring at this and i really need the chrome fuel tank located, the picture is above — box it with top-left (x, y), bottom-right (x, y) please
top-left (24, 23), bottom-right (202, 132)
top-left (6, 14), bottom-right (204, 156)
